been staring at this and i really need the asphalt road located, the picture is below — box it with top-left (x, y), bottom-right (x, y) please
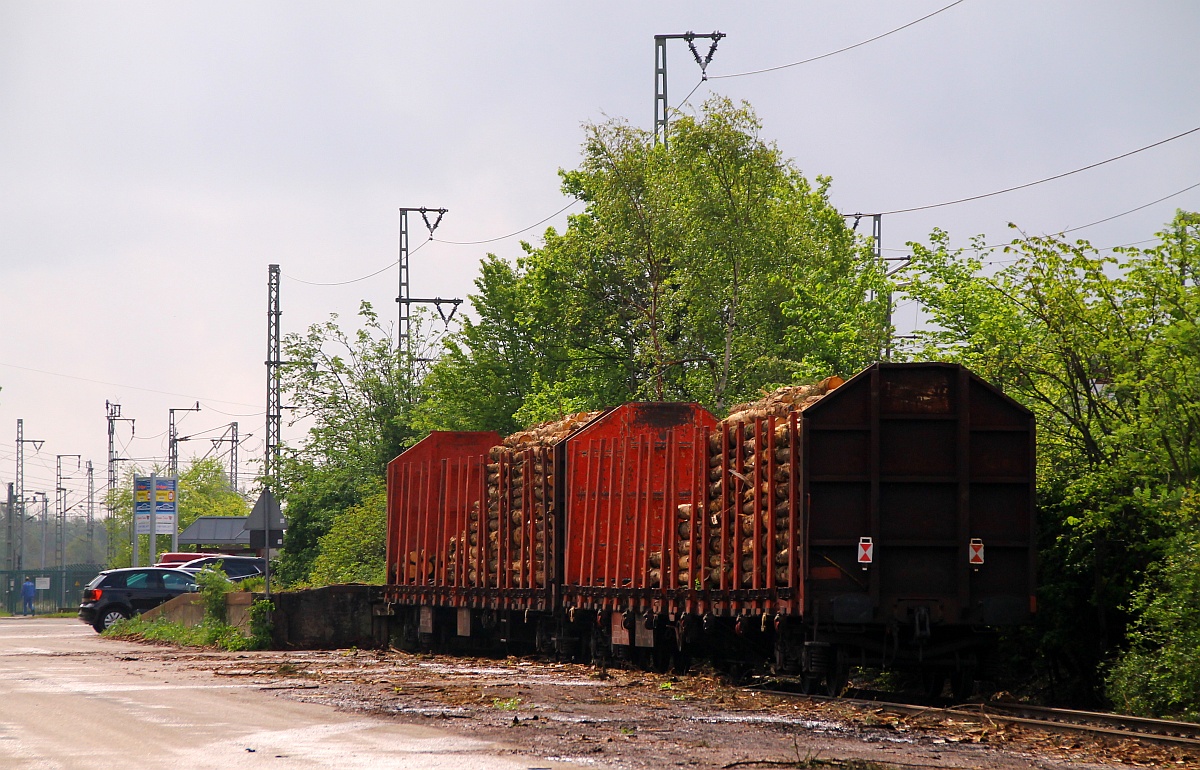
top-left (0, 618), bottom-right (581, 770)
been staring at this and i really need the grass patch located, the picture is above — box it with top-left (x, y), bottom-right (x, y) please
top-left (101, 567), bottom-right (275, 652)
top-left (491, 697), bottom-right (522, 710)
top-left (237, 575), bottom-right (266, 592)
top-left (104, 615), bottom-right (261, 651)
top-left (4, 611), bottom-right (77, 619)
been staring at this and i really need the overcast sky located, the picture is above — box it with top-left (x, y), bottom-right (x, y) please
top-left (2, 1), bottom-right (1197, 511)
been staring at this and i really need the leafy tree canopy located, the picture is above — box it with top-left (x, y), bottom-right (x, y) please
top-left (416, 97), bottom-right (888, 432)
top-left (901, 211), bottom-right (1200, 706)
top-left (105, 457), bottom-right (248, 568)
top-left (307, 485), bottom-right (387, 586)
top-left (272, 303), bottom-right (429, 584)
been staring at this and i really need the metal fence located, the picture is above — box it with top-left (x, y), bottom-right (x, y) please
top-left (1, 565), bottom-right (105, 615)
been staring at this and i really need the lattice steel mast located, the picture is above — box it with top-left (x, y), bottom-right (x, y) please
top-left (106, 401), bottom-right (134, 563)
top-left (654, 31), bottom-right (725, 145)
top-left (396, 207), bottom-right (461, 386)
top-left (15, 420), bottom-right (43, 572)
top-left (265, 264), bottom-right (282, 483)
top-left (85, 461), bottom-right (95, 564)
top-left (168, 403), bottom-right (200, 477)
top-left (55, 455), bottom-right (80, 574)
top-left (846, 213), bottom-right (900, 360)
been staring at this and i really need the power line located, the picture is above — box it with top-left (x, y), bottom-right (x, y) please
top-left (677, 79), bottom-right (705, 111)
top-left (282, 238), bottom-right (430, 287)
top-left (0, 362), bottom-right (260, 408)
top-left (712, 1), bottom-right (967, 80)
top-left (199, 402), bottom-right (263, 418)
top-left (878, 180), bottom-right (1200, 262)
top-left (1057, 180), bottom-right (1200, 236)
top-left (432, 199), bottom-right (580, 245)
top-left (280, 201), bottom-right (580, 287)
top-left (879, 125), bottom-right (1200, 215)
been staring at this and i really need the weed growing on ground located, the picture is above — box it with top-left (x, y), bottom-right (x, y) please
top-left (492, 697), bottom-right (522, 710)
top-left (104, 615), bottom-right (261, 651)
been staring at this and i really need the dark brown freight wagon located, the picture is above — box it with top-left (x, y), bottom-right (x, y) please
top-left (693, 362), bottom-right (1035, 697)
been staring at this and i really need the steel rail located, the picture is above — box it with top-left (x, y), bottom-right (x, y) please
top-left (755, 688), bottom-right (1200, 751)
top-left (979, 702), bottom-right (1200, 744)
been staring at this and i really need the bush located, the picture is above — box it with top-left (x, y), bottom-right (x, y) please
top-left (196, 565), bottom-right (235, 623)
top-left (308, 491), bottom-right (387, 585)
top-left (1106, 519), bottom-right (1200, 721)
top-left (249, 599), bottom-right (274, 649)
top-left (103, 566), bottom-right (273, 651)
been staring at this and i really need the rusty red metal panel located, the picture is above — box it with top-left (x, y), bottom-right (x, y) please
top-left (385, 431), bottom-right (500, 606)
top-left (562, 403), bottom-right (717, 614)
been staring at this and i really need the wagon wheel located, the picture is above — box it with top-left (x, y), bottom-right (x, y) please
top-left (921, 670), bottom-right (948, 699)
top-left (950, 666), bottom-right (976, 702)
top-left (798, 674), bottom-right (822, 695)
top-left (822, 647), bottom-right (850, 697)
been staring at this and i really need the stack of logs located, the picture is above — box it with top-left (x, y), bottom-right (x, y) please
top-left (467, 411), bottom-right (602, 588)
top-left (660, 377), bottom-right (845, 591)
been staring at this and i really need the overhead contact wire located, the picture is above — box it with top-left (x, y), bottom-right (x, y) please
top-left (879, 125), bottom-right (1200, 215)
top-left (284, 238), bottom-right (430, 286)
top-left (1057, 180), bottom-right (1200, 236)
top-left (432, 199), bottom-right (580, 245)
top-left (712, 0), bottom-right (967, 79)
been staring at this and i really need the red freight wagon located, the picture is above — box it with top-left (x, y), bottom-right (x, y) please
top-left (384, 431), bottom-right (500, 640)
top-left (559, 402), bottom-right (717, 651)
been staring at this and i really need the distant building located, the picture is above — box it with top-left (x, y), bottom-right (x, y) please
top-left (178, 516), bottom-right (253, 555)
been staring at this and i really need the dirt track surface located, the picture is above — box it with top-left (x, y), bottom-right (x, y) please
top-left (170, 645), bottom-right (1197, 769)
top-left (0, 619), bottom-right (571, 769)
top-left (8, 618), bottom-right (1196, 769)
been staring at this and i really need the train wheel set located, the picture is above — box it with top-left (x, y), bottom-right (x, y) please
top-left (377, 363), bottom-right (1035, 697)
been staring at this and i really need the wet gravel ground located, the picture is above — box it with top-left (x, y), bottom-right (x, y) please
top-left (152, 647), bottom-right (1197, 770)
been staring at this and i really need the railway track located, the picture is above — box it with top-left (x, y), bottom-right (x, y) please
top-left (972, 701), bottom-right (1200, 749)
top-left (758, 687), bottom-right (1200, 751)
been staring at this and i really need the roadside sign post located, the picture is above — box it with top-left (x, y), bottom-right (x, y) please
top-left (156, 476), bottom-right (179, 554)
top-left (135, 475), bottom-right (178, 566)
top-left (134, 476), bottom-right (151, 566)
top-left (148, 473), bottom-right (156, 566)
top-left (247, 489), bottom-right (284, 598)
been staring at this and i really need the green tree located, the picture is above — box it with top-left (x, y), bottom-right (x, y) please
top-left (104, 457), bottom-right (248, 568)
top-left (1106, 496), bottom-right (1200, 721)
top-left (273, 303), bottom-right (429, 584)
top-left (901, 211), bottom-right (1200, 705)
top-left (411, 256), bottom-right (535, 436)
top-left (308, 487), bottom-right (387, 585)
top-left (419, 98), bottom-right (888, 430)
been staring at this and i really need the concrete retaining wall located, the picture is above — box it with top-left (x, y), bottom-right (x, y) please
top-left (141, 584), bottom-right (381, 650)
top-left (141, 591), bottom-right (254, 633)
top-left (268, 584), bottom-right (380, 649)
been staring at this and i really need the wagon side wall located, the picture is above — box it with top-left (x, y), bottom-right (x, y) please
top-left (800, 363), bottom-right (1035, 628)
top-left (560, 403), bottom-right (717, 617)
top-left (385, 431), bottom-right (500, 607)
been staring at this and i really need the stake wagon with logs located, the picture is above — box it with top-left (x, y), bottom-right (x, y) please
top-left (695, 363), bottom-right (1035, 698)
top-left (378, 364), bottom-right (1035, 699)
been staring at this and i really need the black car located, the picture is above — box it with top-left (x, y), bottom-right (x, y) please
top-left (175, 556), bottom-right (266, 581)
top-left (78, 567), bottom-right (198, 633)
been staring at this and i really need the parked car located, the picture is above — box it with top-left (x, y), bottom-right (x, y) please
top-left (175, 556), bottom-right (266, 582)
top-left (153, 552), bottom-right (208, 568)
top-left (78, 567), bottom-right (198, 633)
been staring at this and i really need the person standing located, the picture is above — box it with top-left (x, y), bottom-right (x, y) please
top-left (21, 577), bottom-right (36, 616)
